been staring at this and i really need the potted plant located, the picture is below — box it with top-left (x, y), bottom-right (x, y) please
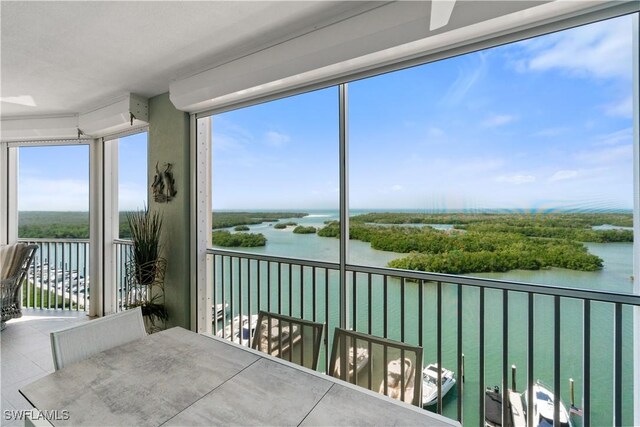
top-left (125, 207), bottom-right (168, 332)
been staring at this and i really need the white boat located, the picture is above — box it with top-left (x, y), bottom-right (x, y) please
top-left (212, 303), bottom-right (228, 321)
top-left (217, 314), bottom-right (258, 346)
top-left (422, 363), bottom-right (456, 406)
top-left (380, 358), bottom-right (415, 405)
top-left (333, 347), bottom-right (369, 378)
top-left (525, 381), bottom-right (573, 427)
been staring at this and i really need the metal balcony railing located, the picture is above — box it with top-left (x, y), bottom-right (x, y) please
top-left (208, 248), bottom-right (640, 427)
top-left (18, 238), bottom-right (135, 313)
top-left (114, 239), bottom-right (134, 312)
top-left (19, 238), bottom-right (90, 311)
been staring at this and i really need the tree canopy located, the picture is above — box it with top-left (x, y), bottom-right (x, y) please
top-left (318, 214), bottom-right (613, 273)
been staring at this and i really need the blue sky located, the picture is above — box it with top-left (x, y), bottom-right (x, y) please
top-left (18, 15), bottom-right (635, 213)
top-left (18, 132), bottom-right (147, 211)
top-left (212, 14), bottom-right (634, 212)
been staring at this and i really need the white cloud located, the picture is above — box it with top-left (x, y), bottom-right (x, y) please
top-left (495, 174), bottom-right (536, 185)
top-left (213, 133), bottom-right (246, 152)
top-left (119, 183), bottom-right (148, 211)
top-left (549, 170), bottom-right (578, 182)
top-left (517, 16), bottom-right (632, 80)
top-left (390, 184), bottom-right (404, 192)
top-left (19, 178), bottom-right (89, 211)
top-left (265, 131), bottom-right (290, 148)
top-left (482, 114), bottom-right (515, 128)
top-left (444, 52), bottom-right (487, 105)
top-left (213, 118), bottom-right (254, 153)
top-left (604, 95), bottom-right (633, 118)
top-left (576, 144), bottom-right (633, 164)
top-left (428, 127), bottom-right (445, 137)
top-left (593, 127), bottom-right (633, 146)
top-left (533, 127), bottom-right (568, 138)
top-left (451, 158), bottom-right (504, 175)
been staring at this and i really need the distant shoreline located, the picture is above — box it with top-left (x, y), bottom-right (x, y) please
top-left (18, 208), bottom-right (634, 214)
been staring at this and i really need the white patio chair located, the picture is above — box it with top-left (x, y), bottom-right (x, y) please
top-left (251, 310), bottom-right (324, 370)
top-left (329, 328), bottom-right (423, 407)
top-left (50, 306), bottom-right (146, 370)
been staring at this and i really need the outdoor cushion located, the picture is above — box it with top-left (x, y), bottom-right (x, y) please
top-left (0, 243), bottom-right (28, 280)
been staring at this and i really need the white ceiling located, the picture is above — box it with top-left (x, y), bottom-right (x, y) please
top-left (0, 1), bottom-right (385, 118)
top-left (2, 1), bottom-right (623, 120)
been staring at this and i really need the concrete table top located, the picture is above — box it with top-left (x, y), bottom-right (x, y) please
top-left (20, 327), bottom-right (459, 426)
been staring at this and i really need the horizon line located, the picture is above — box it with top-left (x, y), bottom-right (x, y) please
top-left (18, 208), bottom-right (635, 214)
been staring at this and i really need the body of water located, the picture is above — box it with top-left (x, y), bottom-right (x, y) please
top-left (213, 211), bottom-right (635, 426)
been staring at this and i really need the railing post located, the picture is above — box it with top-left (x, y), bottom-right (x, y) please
top-left (631, 12), bottom-right (639, 427)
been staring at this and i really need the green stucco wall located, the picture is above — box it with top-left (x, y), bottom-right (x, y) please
top-left (148, 93), bottom-right (190, 329)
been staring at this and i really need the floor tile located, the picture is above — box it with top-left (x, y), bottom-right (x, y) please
top-left (1, 308), bottom-right (88, 427)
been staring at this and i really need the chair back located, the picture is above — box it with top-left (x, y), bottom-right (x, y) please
top-left (251, 310), bottom-right (324, 370)
top-left (0, 243), bottom-right (37, 281)
top-left (329, 328), bottom-right (423, 407)
top-left (1, 244), bottom-right (37, 325)
top-left (50, 307), bottom-right (146, 370)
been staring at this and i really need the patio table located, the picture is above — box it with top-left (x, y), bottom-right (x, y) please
top-left (20, 327), bottom-right (459, 426)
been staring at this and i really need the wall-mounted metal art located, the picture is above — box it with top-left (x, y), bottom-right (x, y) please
top-left (152, 162), bottom-right (177, 203)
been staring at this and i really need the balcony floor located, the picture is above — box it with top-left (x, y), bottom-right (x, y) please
top-left (1, 309), bottom-right (89, 426)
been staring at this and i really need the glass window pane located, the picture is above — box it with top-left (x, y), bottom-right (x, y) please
top-left (118, 131), bottom-right (148, 238)
top-left (210, 87), bottom-right (339, 262)
top-left (349, 15), bottom-right (635, 294)
top-left (18, 145), bottom-right (89, 238)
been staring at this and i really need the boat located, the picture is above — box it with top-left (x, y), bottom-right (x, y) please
top-left (421, 363), bottom-right (456, 406)
top-left (380, 358), bottom-right (415, 404)
top-left (485, 386), bottom-right (513, 427)
top-left (485, 381), bottom-right (571, 427)
top-left (333, 346), bottom-right (369, 378)
top-left (212, 303), bottom-right (228, 322)
top-left (525, 381), bottom-right (573, 427)
top-left (216, 314), bottom-right (258, 346)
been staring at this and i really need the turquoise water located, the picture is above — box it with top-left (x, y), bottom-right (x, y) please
top-left (213, 212), bottom-right (635, 426)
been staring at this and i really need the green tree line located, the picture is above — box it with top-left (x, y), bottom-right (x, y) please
top-left (318, 220), bottom-right (604, 273)
top-left (212, 212), bottom-right (307, 229)
top-left (458, 223), bottom-right (632, 242)
top-left (293, 226), bottom-right (316, 234)
top-left (351, 212), bottom-right (633, 228)
top-left (212, 231), bottom-right (266, 247)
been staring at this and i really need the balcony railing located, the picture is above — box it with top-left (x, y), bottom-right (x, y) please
top-left (18, 238), bottom-right (134, 313)
top-left (19, 238), bottom-right (90, 311)
top-left (209, 248), bottom-right (640, 426)
top-left (114, 239), bottom-right (134, 312)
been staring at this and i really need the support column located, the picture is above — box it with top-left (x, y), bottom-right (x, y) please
top-left (148, 93), bottom-right (191, 329)
top-left (192, 116), bottom-right (212, 333)
top-left (89, 138), bottom-right (104, 317)
top-left (102, 138), bottom-right (118, 315)
top-left (0, 142), bottom-right (15, 245)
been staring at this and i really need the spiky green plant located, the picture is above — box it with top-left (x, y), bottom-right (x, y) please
top-left (126, 207), bottom-right (163, 287)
